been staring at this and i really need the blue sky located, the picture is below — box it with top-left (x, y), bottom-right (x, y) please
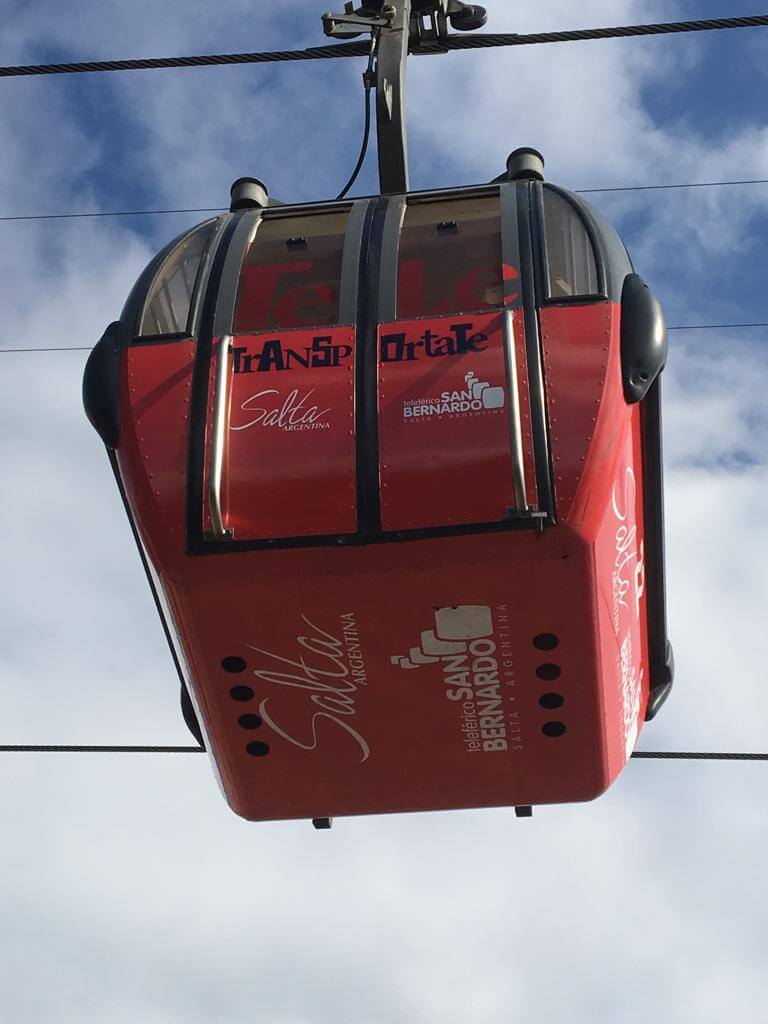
top-left (1, 2), bottom-right (768, 1022)
top-left (7, 0), bottom-right (768, 323)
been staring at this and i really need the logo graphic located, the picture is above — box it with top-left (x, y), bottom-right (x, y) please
top-left (230, 387), bottom-right (332, 432)
top-left (611, 466), bottom-right (646, 628)
top-left (245, 612), bottom-right (370, 763)
top-left (403, 370), bottom-right (505, 421)
top-left (392, 606), bottom-right (511, 754)
top-left (392, 606), bottom-right (494, 669)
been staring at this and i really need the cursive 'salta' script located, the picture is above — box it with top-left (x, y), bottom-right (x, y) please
top-left (245, 616), bottom-right (370, 762)
top-left (611, 467), bottom-right (645, 618)
top-left (231, 389), bottom-right (331, 431)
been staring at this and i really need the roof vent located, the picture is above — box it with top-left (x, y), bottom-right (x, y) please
top-left (506, 147), bottom-right (545, 182)
top-left (230, 177), bottom-right (269, 211)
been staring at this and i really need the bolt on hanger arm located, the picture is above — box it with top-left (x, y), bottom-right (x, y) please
top-left (322, 1), bottom-right (488, 194)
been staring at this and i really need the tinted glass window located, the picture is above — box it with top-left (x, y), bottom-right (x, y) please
top-left (543, 189), bottom-right (599, 299)
top-left (397, 195), bottom-right (511, 319)
top-left (234, 211), bottom-right (349, 333)
top-left (139, 220), bottom-right (216, 337)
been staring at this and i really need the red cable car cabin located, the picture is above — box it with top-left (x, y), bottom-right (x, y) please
top-left (84, 163), bottom-right (673, 824)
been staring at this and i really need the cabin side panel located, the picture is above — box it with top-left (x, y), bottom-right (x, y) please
top-left (223, 327), bottom-right (357, 540)
top-left (116, 341), bottom-right (195, 572)
top-left (556, 303), bottom-right (651, 781)
top-left (378, 311), bottom-right (535, 530)
top-left (591, 412), bottom-right (650, 777)
top-left (540, 303), bottom-right (616, 522)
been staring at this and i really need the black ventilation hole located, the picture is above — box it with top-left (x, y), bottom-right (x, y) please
top-left (539, 693), bottom-right (564, 711)
top-left (533, 633), bottom-right (559, 652)
top-left (222, 656), bottom-right (247, 674)
top-left (246, 741), bottom-right (270, 757)
top-left (542, 722), bottom-right (567, 738)
top-left (536, 663), bottom-right (562, 681)
top-left (238, 714), bottom-right (263, 730)
top-left (229, 685), bottom-right (255, 702)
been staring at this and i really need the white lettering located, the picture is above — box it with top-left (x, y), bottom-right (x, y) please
top-left (245, 615), bottom-right (369, 762)
top-left (231, 388), bottom-right (331, 432)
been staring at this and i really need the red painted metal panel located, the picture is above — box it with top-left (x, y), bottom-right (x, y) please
top-left (540, 303), bottom-right (614, 521)
top-left (111, 311), bottom-right (654, 821)
top-left (378, 311), bottom-right (531, 530)
top-left (591, 412), bottom-right (650, 777)
top-left (162, 530), bottom-right (615, 821)
top-left (116, 341), bottom-right (194, 570)
top-left (224, 327), bottom-right (357, 540)
top-left (551, 303), bottom-right (651, 776)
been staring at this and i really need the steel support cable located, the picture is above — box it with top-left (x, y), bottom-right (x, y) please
top-left (669, 323), bottom-right (768, 330)
top-left (632, 751), bottom-right (768, 761)
top-left (0, 207), bottom-right (226, 222)
top-left (579, 178), bottom-right (768, 195)
top-left (2, 15), bottom-right (768, 79)
top-left (0, 745), bottom-right (204, 753)
top-left (0, 42), bottom-right (370, 78)
top-left (0, 746), bottom-right (767, 759)
top-left (2, 323), bottom-right (768, 355)
top-left (3, 178), bottom-right (768, 224)
top-left (434, 16), bottom-right (768, 50)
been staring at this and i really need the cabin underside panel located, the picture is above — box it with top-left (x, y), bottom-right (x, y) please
top-left (158, 521), bottom-right (646, 821)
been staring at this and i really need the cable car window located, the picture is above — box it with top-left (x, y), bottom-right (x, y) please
top-left (139, 220), bottom-right (217, 337)
top-left (543, 189), bottom-right (599, 300)
top-left (234, 211), bottom-right (350, 332)
top-left (397, 195), bottom-right (507, 319)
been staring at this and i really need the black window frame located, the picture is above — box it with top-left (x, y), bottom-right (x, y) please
top-left (537, 184), bottom-right (608, 306)
top-left (132, 217), bottom-right (222, 343)
top-left (392, 186), bottom-right (507, 321)
top-left (233, 202), bottom-right (357, 334)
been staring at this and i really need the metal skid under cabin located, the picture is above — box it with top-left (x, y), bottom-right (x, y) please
top-left (83, 148), bottom-right (674, 824)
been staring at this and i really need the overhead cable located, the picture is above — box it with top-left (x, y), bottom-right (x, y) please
top-left (632, 751), bottom-right (768, 761)
top-left (0, 41), bottom-right (370, 79)
top-left (437, 15), bottom-right (768, 50)
top-left (2, 15), bottom-right (768, 79)
top-left (1, 746), bottom-right (767, 760)
top-left (668, 323), bottom-right (768, 331)
top-left (0, 346), bottom-right (92, 353)
top-left (0, 207), bottom-right (224, 222)
top-left (0, 745), bottom-right (204, 753)
top-left (2, 324), bottom-right (766, 356)
top-left (2, 178), bottom-right (768, 225)
top-left (580, 178), bottom-right (768, 195)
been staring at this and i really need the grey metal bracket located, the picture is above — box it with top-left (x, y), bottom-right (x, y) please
top-left (321, 1), bottom-right (487, 194)
top-left (376, 0), bottom-right (411, 193)
top-left (322, 3), bottom-right (395, 39)
top-left (409, 0), bottom-right (453, 50)
top-left (410, 1), bottom-right (487, 49)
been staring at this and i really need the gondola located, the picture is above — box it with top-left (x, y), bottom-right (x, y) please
top-left (84, 2), bottom-right (673, 825)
